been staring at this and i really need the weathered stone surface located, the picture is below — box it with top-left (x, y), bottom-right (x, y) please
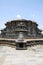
top-left (1, 19), bottom-right (42, 39)
top-left (0, 45), bottom-right (43, 65)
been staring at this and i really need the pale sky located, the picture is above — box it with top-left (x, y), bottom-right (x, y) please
top-left (0, 0), bottom-right (43, 31)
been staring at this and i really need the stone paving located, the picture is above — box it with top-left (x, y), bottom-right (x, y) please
top-left (0, 45), bottom-right (43, 65)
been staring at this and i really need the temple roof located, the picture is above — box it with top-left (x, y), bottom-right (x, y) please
top-left (5, 19), bottom-right (38, 26)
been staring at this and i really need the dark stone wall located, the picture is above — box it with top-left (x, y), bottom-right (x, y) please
top-left (1, 19), bottom-right (42, 39)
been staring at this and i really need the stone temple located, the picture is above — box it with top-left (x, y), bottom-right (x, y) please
top-left (1, 19), bottom-right (42, 39)
top-left (0, 19), bottom-right (43, 50)
top-left (0, 19), bottom-right (43, 65)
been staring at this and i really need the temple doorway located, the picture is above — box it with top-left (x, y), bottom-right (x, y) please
top-left (16, 42), bottom-right (27, 50)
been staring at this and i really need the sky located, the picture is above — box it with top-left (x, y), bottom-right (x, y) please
top-left (0, 0), bottom-right (43, 32)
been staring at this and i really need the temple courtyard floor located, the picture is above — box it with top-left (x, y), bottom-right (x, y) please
top-left (0, 45), bottom-right (43, 65)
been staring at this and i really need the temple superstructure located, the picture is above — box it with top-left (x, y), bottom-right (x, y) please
top-left (1, 19), bottom-right (42, 39)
